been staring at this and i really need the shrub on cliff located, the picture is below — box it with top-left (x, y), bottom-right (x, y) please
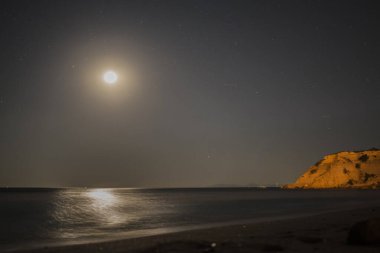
top-left (358, 154), bottom-right (369, 163)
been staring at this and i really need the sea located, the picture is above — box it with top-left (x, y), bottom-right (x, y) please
top-left (1, 187), bottom-right (380, 251)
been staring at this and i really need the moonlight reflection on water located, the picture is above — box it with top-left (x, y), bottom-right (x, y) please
top-left (87, 189), bottom-right (118, 208)
top-left (51, 189), bottom-right (129, 238)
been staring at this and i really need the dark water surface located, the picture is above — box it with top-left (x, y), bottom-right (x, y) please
top-left (1, 188), bottom-right (380, 251)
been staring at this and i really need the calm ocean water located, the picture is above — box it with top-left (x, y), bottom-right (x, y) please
top-left (1, 188), bottom-right (380, 251)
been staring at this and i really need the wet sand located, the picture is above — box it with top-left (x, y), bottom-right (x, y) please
top-left (13, 206), bottom-right (380, 253)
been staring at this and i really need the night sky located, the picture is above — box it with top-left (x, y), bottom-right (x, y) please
top-left (1, 0), bottom-right (379, 187)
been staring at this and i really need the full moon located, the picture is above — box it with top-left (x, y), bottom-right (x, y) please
top-left (103, 70), bottom-right (118, 85)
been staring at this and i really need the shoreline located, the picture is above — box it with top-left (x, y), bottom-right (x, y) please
top-left (11, 204), bottom-right (380, 253)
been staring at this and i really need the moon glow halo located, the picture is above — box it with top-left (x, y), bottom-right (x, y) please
top-left (103, 70), bottom-right (118, 85)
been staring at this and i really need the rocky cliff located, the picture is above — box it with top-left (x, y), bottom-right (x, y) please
top-left (284, 149), bottom-right (380, 189)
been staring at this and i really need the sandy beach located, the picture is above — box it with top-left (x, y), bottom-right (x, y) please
top-left (12, 205), bottom-right (380, 253)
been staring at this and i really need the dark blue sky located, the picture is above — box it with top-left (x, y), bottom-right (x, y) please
top-left (0, 0), bottom-right (379, 187)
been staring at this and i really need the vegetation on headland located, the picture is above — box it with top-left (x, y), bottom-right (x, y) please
top-left (283, 149), bottom-right (380, 189)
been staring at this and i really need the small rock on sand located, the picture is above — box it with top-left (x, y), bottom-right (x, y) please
top-left (347, 218), bottom-right (380, 245)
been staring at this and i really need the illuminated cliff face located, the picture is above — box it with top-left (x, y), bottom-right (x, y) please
top-left (284, 150), bottom-right (380, 189)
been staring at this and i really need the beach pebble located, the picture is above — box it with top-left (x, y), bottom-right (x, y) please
top-left (347, 218), bottom-right (380, 245)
